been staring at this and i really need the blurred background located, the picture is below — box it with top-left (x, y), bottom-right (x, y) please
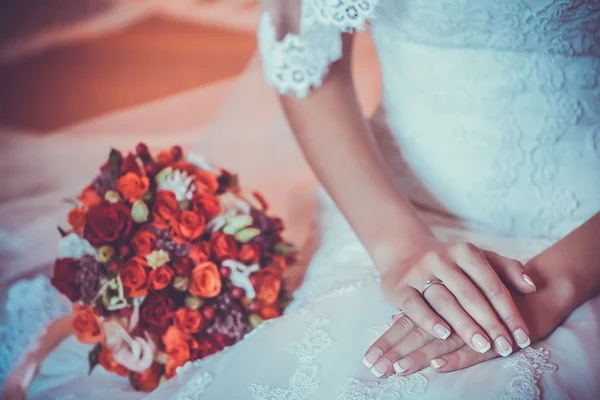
top-left (0, 0), bottom-right (259, 133)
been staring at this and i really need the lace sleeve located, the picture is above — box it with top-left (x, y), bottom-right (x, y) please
top-left (257, 0), bottom-right (379, 98)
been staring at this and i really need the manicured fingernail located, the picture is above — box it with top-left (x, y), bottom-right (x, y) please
top-left (431, 357), bottom-right (447, 369)
top-left (494, 336), bottom-right (513, 357)
top-left (472, 334), bottom-right (491, 353)
top-left (434, 323), bottom-right (451, 339)
top-left (363, 348), bottom-right (382, 368)
top-left (393, 358), bottom-right (412, 374)
top-left (513, 329), bottom-right (531, 348)
top-left (522, 274), bottom-right (536, 291)
top-left (392, 311), bottom-right (405, 321)
top-left (371, 358), bottom-right (391, 377)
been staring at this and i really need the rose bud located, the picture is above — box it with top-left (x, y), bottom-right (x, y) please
top-left (235, 228), bottom-right (261, 244)
top-left (104, 190), bottom-right (121, 204)
top-left (120, 245), bottom-right (131, 258)
top-left (231, 286), bottom-right (244, 299)
top-left (173, 276), bottom-right (190, 292)
top-left (201, 305), bottom-right (215, 320)
top-left (249, 314), bottom-right (263, 328)
top-left (145, 162), bottom-right (159, 176)
top-left (185, 295), bottom-right (204, 310)
top-left (248, 302), bottom-right (260, 313)
top-left (136, 142), bottom-right (149, 157)
top-left (96, 245), bottom-right (115, 263)
top-left (108, 262), bottom-right (120, 273)
top-left (131, 200), bottom-right (149, 223)
top-left (219, 266), bottom-right (231, 279)
top-left (171, 146), bottom-right (183, 160)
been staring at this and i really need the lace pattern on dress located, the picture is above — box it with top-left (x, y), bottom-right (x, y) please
top-left (257, 0), bottom-right (379, 98)
top-left (249, 318), bottom-right (332, 400)
top-left (173, 372), bottom-right (212, 400)
top-left (502, 347), bottom-right (557, 400)
top-left (0, 275), bottom-right (71, 389)
top-left (335, 375), bottom-right (428, 400)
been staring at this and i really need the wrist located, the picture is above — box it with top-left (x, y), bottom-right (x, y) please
top-left (368, 228), bottom-right (436, 276)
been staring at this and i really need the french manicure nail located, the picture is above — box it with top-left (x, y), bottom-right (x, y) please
top-left (472, 334), bottom-right (491, 353)
top-left (431, 357), bottom-right (447, 369)
top-left (434, 323), bottom-right (451, 339)
top-left (363, 348), bottom-right (382, 368)
top-left (393, 358), bottom-right (412, 373)
top-left (522, 274), bottom-right (536, 291)
top-left (494, 336), bottom-right (513, 357)
top-left (371, 359), bottom-right (391, 377)
top-left (513, 328), bottom-right (531, 348)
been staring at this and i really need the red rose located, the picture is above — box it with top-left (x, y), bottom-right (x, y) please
top-left (120, 257), bottom-right (148, 298)
top-left (238, 243), bottom-right (261, 265)
top-left (172, 257), bottom-right (193, 276)
top-left (84, 202), bottom-right (133, 247)
top-left (171, 161), bottom-right (219, 194)
top-left (68, 207), bottom-right (86, 236)
top-left (191, 193), bottom-right (221, 221)
top-left (173, 307), bottom-right (203, 334)
top-left (171, 210), bottom-right (205, 244)
top-left (196, 335), bottom-right (220, 359)
top-left (141, 293), bottom-right (175, 333)
top-left (188, 242), bottom-right (211, 265)
top-left (51, 258), bottom-right (80, 301)
top-left (131, 230), bottom-right (157, 257)
top-left (210, 232), bottom-right (238, 262)
top-left (148, 266), bottom-right (175, 291)
top-left (162, 326), bottom-right (199, 378)
top-left (130, 363), bottom-right (163, 392)
top-left (98, 346), bottom-right (129, 377)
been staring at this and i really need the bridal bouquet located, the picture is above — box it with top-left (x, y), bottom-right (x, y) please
top-left (51, 143), bottom-right (295, 391)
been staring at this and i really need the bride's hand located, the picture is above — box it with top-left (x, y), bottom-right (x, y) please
top-left (363, 285), bottom-right (564, 377)
top-left (374, 238), bottom-right (536, 372)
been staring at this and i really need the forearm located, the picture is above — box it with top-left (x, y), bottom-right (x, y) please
top-left (280, 38), bottom-right (430, 273)
top-left (526, 212), bottom-right (600, 318)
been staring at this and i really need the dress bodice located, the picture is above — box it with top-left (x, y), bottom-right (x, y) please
top-left (258, 0), bottom-right (600, 239)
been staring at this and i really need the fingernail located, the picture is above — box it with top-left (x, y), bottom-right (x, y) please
top-left (363, 348), bottom-right (382, 368)
top-left (471, 334), bottom-right (491, 353)
top-left (522, 274), bottom-right (536, 291)
top-left (371, 358), bottom-right (391, 377)
top-left (513, 328), bottom-right (531, 348)
top-left (393, 358), bottom-right (412, 374)
top-left (431, 357), bottom-right (447, 369)
top-left (391, 311), bottom-right (405, 321)
top-left (494, 336), bottom-right (513, 357)
top-left (434, 323), bottom-right (451, 339)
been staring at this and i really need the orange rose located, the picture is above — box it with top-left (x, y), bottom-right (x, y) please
top-left (189, 262), bottom-right (222, 298)
top-left (238, 243), bottom-right (261, 265)
top-left (254, 267), bottom-right (281, 305)
top-left (130, 363), bottom-right (163, 392)
top-left (98, 346), bottom-right (129, 377)
top-left (188, 242), bottom-right (211, 265)
top-left (78, 185), bottom-right (102, 208)
top-left (259, 304), bottom-right (282, 320)
top-left (131, 230), bottom-right (157, 257)
top-left (162, 326), bottom-right (198, 379)
top-left (68, 207), bottom-right (86, 236)
top-left (173, 307), bottom-right (203, 334)
top-left (148, 266), bottom-right (175, 291)
top-left (169, 161), bottom-right (219, 194)
top-left (191, 193), bottom-right (221, 220)
top-left (152, 190), bottom-right (179, 229)
top-left (120, 257), bottom-right (148, 298)
top-left (171, 211), bottom-right (205, 243)
top-left (72, 304), bottom-right (104, 344)
top-left (156, 151), bottom-right (173, 168)
top-left (116, 172), bottom-right (150, 203)
top-left (210, 232), bottom-right (238, 262)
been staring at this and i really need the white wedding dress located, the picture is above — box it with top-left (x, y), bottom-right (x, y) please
top-left (2, 0), bottom-right (600, 399)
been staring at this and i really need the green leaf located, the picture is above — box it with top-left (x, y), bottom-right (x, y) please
top-left (274, 242), bottom-right (297, 257)
top-left (88, 344), bottom-right (102, 375)
top-left (108, 148), bottom-right (123, 177)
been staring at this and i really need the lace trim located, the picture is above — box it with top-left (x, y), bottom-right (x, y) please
top-left (335, 374), bottom-right (428, 399)
top-left (257, 0), bottom-right (379, 98)
top-left (174, 372), bottom-right (212, 400)
top-left (502, 347), bottom-right (557, 400)
top-left (0, 276), bottom-right (71, 389)
top-left (249, 318), bottom-right (332, 400)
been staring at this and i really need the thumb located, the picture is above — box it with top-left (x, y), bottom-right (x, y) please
top-left (482, 250), bottom-right (537, 294)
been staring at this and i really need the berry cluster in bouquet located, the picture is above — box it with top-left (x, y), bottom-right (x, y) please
top-left (51, 143), bottom-right (296, 391)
